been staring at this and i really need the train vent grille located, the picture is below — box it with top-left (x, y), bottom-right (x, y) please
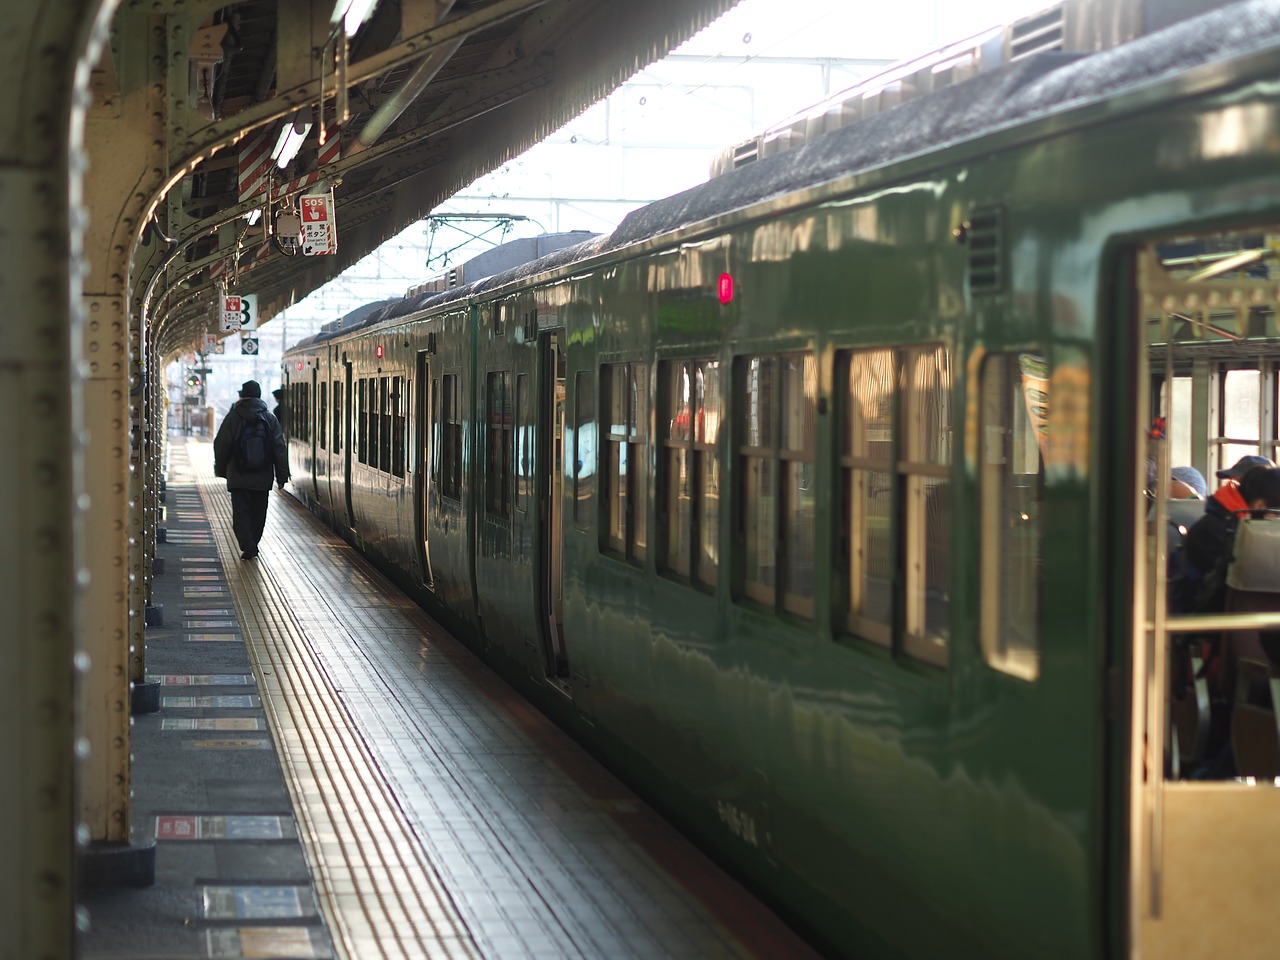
top-left (966, 209), bottom-right (1004, 295)
top-left (1010, 5), bottom-right (1065, 61)
top-left (733, 139), bottom-right (760, 169)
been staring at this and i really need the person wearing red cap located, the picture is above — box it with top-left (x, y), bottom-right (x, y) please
top-left (1177, 461), bottom-right (1280, 613)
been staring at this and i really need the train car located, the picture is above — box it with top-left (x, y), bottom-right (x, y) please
top-left (282, 3), bottom-right (1280, 957)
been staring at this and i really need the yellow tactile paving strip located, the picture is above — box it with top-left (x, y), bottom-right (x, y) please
top-left (186, 438), bottom-right (821, 960)
top-left (192, 446), bottom-right (480, 960)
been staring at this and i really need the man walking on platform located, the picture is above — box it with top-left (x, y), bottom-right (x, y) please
top-left (213, 380), bottom-right (290, 559)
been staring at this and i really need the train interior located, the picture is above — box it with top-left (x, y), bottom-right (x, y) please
top-left (1131, 223), bottom-right (1280, 952)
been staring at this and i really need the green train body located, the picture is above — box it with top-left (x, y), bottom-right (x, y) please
top-left (282, 5), bottom-right (1280, 956)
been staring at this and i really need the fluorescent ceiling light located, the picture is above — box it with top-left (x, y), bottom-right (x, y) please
top-left (332, 0), bottom-right (379, 36)
top-left (270, 117), bottom-right (312, 169)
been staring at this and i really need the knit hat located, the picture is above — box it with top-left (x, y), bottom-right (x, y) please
top-left (1170, 465), bottom-right (1207, 499)
top-left (239, 380), bottom-right (262, 399)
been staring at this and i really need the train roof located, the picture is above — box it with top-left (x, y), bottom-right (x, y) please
top-left (286, 0), bottom-right (1280, 354)
top-left (604, 0), bottom-right (1279, 251)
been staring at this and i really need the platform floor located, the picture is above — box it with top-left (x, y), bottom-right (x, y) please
top-left (79, 438), bottom-right (822, 960)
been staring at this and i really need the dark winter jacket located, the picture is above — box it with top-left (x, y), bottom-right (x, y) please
top-left (1176, 482), bottom-right (1249, 613)
top-left (213, 397), bottom-right (290, 491)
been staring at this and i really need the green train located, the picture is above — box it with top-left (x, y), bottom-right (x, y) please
top-left (281, 2), bottom-right (1280, 956)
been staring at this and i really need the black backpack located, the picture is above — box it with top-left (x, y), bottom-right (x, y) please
top-left (236, 410), bottom-right (272, 472)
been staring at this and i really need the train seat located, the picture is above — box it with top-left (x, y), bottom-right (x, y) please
top-left (1165, 498), bottom-right (1206, 550)
top-left (1223, 518), bottom-right (1280, 778)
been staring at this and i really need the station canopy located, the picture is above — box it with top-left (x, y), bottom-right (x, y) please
top-left (109, 0), bottom-right (738, 344)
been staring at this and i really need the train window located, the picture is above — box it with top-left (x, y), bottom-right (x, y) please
top-left (663, 362), bottom-right (693, 578)
top-left (332, 381), bottom-right (342, 454)
top-left (442, 374), bottom-right (462, 500)
top-left (842, 349), bottom-right (894, 647)
top-left (319, 382), bottom-right (328, 451)
top-left (516, 374), bottom-right (530, 513)
top-left (602, 362), bottom-right (648, 563)
top-left (978, 353), bottom-right (1042, 681)
top-left (1220, 368), bottom-right (1263, 474)
top-left (660, 359), bottom-right (723, 586)
top-left (430, 378), bottom-right (440, 484)
top-left (1159, 375), bottom-right (1193, 469)
top-left (392, 376), bottom-right (405, 478)
top-left (357, 378), bottom-right (368, 465)
top-left (574, 371), bottom-right (595, 529)
top-left (486, 371), bottom-right (513, 518)
top-left (696, 361), bottom-right (723, 586)
top-left (373, 376), bottom-right (386, 471)
top-left (736, 352), bottom-right (816, 617)
top-left (901, 346), bottom-right (951, 667)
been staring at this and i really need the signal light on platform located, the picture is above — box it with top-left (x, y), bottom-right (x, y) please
top-left (375, 344), bottom-right (384, 359)
top-left (717, 272), bottom-right (734, 305)
top-left (185, 372), bottom-right (201, 388)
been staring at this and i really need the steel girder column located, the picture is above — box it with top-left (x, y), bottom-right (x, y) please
top-left (79, 9), bottom-right (169, 870)
top-left (145, 333), bottom-right (162, 608)
top-left (0, 2), bottom-right (117, 957)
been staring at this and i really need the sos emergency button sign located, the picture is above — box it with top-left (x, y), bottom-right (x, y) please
top-left (300, 192), bottom-right (337, 256)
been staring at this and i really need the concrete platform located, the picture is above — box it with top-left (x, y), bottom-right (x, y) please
top-left (78, 437), bottom-right (821, 960)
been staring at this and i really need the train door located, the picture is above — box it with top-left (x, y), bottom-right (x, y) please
top-left (415, 348), bottom-right (434, 589)
top-left (1126, 233), bottom-right (1280, 960)
top-left (343, 358), bottom-right (355, 529)
top-left (539, 330), bottom-right (568, 678)
top-left (310, 367), bottom-right (319, 498)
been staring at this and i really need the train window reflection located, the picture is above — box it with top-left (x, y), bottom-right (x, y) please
top-left (736, 352), bottom-right (815, 617)
top-left (574, 371), bottom-right (595, 529)
top-left (842, 349), bottom-right (894, 647)
top-left (429, 378), bottom-right (439, 483)
top-left (392, 376), bottom-right (406, 479)
top-left (486, 371), bottom-right (513, 517)
top-left (369, 377), bottom-right (382, 469)
top-left (838, 346), bottom-right (951, 665)
top-left (319, 382), bottom-right (328, 451)
top-left (979, 353), bottom-right (1042, 682)
top-left (442, 374), bottom-right (462, 500)
top-left (516, 374), bottom-right (529, 513)
top-left (601, 362), bottom-right (647, 562)
top-left (902, 346), bottom-right (952, 666)
top-left (333, 381), bottom-right (342, 455)
top-left (660, 359), bottom-right (722, 586)
top-left (358, 378), bottom-right (368, 465)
